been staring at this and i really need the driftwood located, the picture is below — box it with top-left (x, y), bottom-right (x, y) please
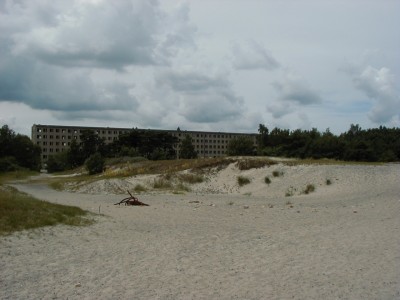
top-left (114, 191), bottom-right (149, 206)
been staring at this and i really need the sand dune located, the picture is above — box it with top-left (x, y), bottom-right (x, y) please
top-left (1, 163), bottom-right (399, 299)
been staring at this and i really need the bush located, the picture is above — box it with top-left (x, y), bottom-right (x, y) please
top-left (303, 184), bottom-right (315, 194)
top-left (85, 153), bottom-right (105, 175)
top-left (237, 176), bottom-right (251, 186)
top-left (0, 157), bottom-right (21, 172)
top-left (264, 176), bottom-right (271, 184)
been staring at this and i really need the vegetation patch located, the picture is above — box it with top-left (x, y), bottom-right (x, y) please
top-left (0, 186), bottom-right (94, 235)
top-left (177, 173), bottom-right (204, 184)
top-left (133, 184), bottom-right (147, 193)
top-left (302, 184), bottom-right (316, 194)
top-left (237, 176), bottom-right (251, 186)
top-left (326, 179), bottom-right (332, 185)
top-left (236, 159), bottom-right (277, 170)
top-left (264, 176), bottom-right (271, 184)
top-left (152, 177), bottom-right (173, 189)
top-left (272, 170), bottom-right (283, 177)
top-left (285, 186), bottom-right (296, 197)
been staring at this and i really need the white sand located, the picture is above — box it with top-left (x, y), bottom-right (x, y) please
top-left (1, 163), bottom-right (400, 299)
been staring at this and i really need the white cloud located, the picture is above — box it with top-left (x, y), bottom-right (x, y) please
top-left (352, 66), bottom-right (400, 123)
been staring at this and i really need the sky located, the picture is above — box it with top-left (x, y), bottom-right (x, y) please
top-left (0, 0), bottom-right (399, 137)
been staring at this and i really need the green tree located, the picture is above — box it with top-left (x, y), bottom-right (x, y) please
top-left (0, 125), bottom-right (41, 171)
top-left (227, 136), bottom-right (255, 156)
top-left (80, 130), bottom-right (105, 160)
top-left (85, 152), bottom-right (105, 175)
top-left (179, 135), bottom-right (197, 159)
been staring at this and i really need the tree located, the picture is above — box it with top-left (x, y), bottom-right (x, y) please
top-left (227, 136), bottom-right (255, 156)
top-left (85, 152), bottom-right (105, 175)
top-left (179, 135), bottom-right (197, 159)
top-left (0, 125), bottom-right (41, 171)
top-left (80, 130), bottom-right (105, 160)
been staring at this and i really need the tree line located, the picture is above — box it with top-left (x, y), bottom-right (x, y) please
top-left (257, 124), bottom-right (400, 162)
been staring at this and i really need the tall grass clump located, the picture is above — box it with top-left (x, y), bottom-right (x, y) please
top-left (0, 186), bottom-right (93, 235)
top-left (302, 184), bottom-right (316, 194)
top-left (264, 176), bottom-right (271, 184)
top-left (237, 176), bottom-right (251, 186)
top-left (178, 173), bottom-right (204, 184)
top-left (152, 177), bottom-right (173, 189)
top-left (237, 159), bottom-right (277, 170)
top-left (272, 170), bottom-right (283, 177)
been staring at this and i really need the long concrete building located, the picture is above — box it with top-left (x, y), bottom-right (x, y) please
top-left (32, 124), bottom-right (258, 165)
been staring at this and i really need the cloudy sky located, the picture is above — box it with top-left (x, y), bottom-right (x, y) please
top-left (1, 0), bottom-right (399, 136)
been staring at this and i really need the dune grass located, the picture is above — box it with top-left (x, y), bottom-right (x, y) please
top-left (0, 186), bottom-right (94, 236)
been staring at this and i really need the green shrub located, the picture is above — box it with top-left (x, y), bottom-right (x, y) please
top-left (264, 176), bottom-right (271, 184)
top-left (0, 157), bottom-right (21, 172)
top-left (303, 184), bottom-right (315, 194)
top-left (326, 179), bottom-right (332, 185)
top-left (85, 153), bottom-right (105, 175)
top-left (237, 176), bottom-right (251, 186)
top-left (272, 170), bottom-right (283, 177)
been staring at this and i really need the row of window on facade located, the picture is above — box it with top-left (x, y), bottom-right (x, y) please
top-left (36, 128), bottom-right (127, 135)
top-left (36, 135), bottom-right (118, 141)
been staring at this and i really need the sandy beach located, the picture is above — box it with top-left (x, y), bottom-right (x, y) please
top-left (1, 162), bottom-right (400, 299)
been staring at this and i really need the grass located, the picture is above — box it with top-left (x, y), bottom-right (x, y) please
top-left (0, 170), bottom-right (38, 185)
top-left (285, 186), bottom-right (296, 197)
top-left (133, 184), bottom-right (147, 193)
top-left (0, 186), bottom-right (94, 236)
top-left (236, 159), bottom-right (277, 170)
top-left (326, 179), bottom-right (332, 185)
top-left (237, 176), bottom-right (251, 186)
top-left (152, 177), bottom-right (173, 189)
top-left (177, 173), bottom-right (204, 184)
top-left (302, 184), bottom-right (316, 194)
top-left (264, 176), bottom-right (271, 184)
top-left (272, 170), bottom-right (283, 177)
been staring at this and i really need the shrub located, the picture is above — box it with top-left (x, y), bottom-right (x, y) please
top-left (85, 153), bottom-right (105, 175)
top-left (326, 179), bottom-right (332, 185)
top-left (272, 170), bottom-right (283, 177)
top-left (303, 184), bottom-right (315, 194)
top-left (236, 159), bottom-right (276, 170)
top-left (237, 176), bottom-right (251, 186)
top-left (0, 157), bottom-right (21, 172)
top-left (264, 176), bottom-right (271, 184)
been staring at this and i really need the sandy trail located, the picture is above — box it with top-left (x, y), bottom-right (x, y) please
top-left (1, 164), bottom-right (400, 299)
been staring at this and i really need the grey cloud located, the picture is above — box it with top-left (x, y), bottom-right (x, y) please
top-left (267, 103), bottom-right (295, 118)
top-left (156, 70), bottom-right (227, 93)
top-left (0, 53), bottom-right (138, 112)
top-left (157, 70), bottom-right (244, 123)
top-left (4, 0), bottom-right (196, 70)
top-left (231, 40), bottom-right (280, 71)
top-left (272, 75), bottom-right (322, 105)
top-left (353, 66), bottom-right (400, 123)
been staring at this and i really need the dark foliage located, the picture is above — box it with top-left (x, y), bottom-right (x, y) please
top-left (179, 135), bottom-right (198, 159)
top-left (0, 125), bottom-right (41, 171)
top-left (85, 152), bottom-right (105, 175)
top-left (258, 124), bottom-right (400, 162)
top-left (227, 136), bottom-right (256, 156)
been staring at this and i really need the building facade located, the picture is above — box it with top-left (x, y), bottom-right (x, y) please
top-left (31, 124), bottom-right (258, 165)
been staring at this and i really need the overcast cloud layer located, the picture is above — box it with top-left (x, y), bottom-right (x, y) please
top-left (0, 0), bottom-right (399, 136)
